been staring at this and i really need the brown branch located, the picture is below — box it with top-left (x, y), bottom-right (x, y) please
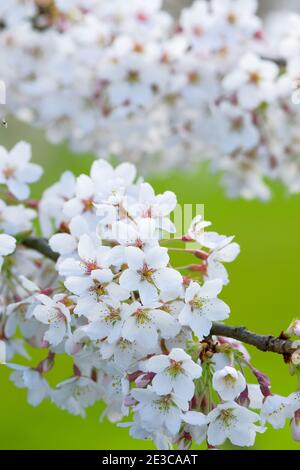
top-left (211, 323), bottom-right (297, 355)
top-left (19, 237), bottom-right (298, 356)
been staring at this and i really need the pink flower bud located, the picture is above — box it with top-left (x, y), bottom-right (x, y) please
top-left (251, 368), bottom-right (271, 397)
top-left (294, 321), bottom-right (300, 337)
top-left (237, 386), bottom-right (250, 407)
top-left (291, 410), bottom-right (300, 442)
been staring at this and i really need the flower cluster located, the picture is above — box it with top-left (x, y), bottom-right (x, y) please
top-left (2, 1), bottom-right (300, 199)
top-left (1, 139), bottom-right (300, 449)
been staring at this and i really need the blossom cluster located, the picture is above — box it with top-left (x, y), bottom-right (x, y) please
top-left (1, 1), bottom-right (300, 199)
top-left (1, 139), bottom-right (300, 449)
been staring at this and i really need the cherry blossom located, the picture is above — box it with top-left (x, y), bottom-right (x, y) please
top-left (144, 348), bottom-right (202, 401)
top-left (0, 142), bottom-right (42, 200)
top-left (212, 366), bottom-right (246, 401)
top-left (119, 246), bottom-right (182, 305)
top-left (206, 402), bottom-right (265, 447)
top-left (260, 395), bottom-right (295, 430)
top-left (0, 234), bottom-right (16, 270)
top-left (178, 280), bottom-right (230, 339)
top-left (32, 294), bottom-right (72, 347)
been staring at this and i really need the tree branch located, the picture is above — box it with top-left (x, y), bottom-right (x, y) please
top-left (21, 237), bottom-right (59, 262)
top-left (19, 237), bottom-right (298, 356)
top-left (211, 323), bottom-right (297, 355)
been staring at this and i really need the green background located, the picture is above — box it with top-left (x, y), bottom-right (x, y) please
top-left (0, 120), bottom-right (299, 450)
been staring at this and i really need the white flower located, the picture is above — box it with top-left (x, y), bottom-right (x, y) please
top-left (127, 183), bottom-right (177, 233)
top-left (122, 301), bottom-right (180, 350)
top-left (0, 200), bottom-right (36, 235)
top-left (181, 411), bottom-right (208, 445)
top-left (132, 387), bottom-right (188, 436)
top-left (81, 299), bottom-right (127, 344)
top-left (144, 348), bottom-right (202, 401)
top-left (207, 402), bottom-right (265, 447)
top-left (0, 142), bottom-right (42, 200)
top-left (202, 232), bottom-right (240, 285)
top-left (179, 280), bottom-right (230, 339)
top-left (216, 103), bottom-right (260, 154)
top-left (49, 215), bottom-right (89, 257)
top-left (223, 53), bottom-right (278, 110)
top-left (0, 233), bottom-right (16, 269)
top-left (0, 0), bottom-right (36, 26)
top-left (187, 215), bottom-right (212, 243)
top-left (260, 394), bottom-right (294, 429)
top-left (60, 234), bottom-right (129, 320)
top-left (32, 294), bottom-right (71, 346)
top-left (119, 246), bottom-right (182, 305)
top-left (212, 366), bottom-right (246, 401)
top-left (111, 218), bottom-right (158, 249)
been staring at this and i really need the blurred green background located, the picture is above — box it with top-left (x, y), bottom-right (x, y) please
top-left (0, 119), bottom-right (300, 450)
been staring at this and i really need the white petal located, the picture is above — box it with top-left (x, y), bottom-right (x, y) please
top-left (78, 234), bottom-right (95, 262)
top-left (182, 411), bottom-right (207, 426)
top-left (69, 216), bottom-right (89, 238)
top-left (0, 234), bottom-right (16, 255)
top-left (165, 407), bottom-right (181, 435)
top-left (207, 419), bottom-right (227, 446)
top-left (139, 281), bottom-right (158, 305)
top-left (91, 268), bottom-right (113, 284)
top-left (64, 276), bottom-right (92, 295)
top-left (125, 246), bottom-right (144, 270)
top-left (145, 247), bottom-right (169, 269)
top-left (119, 269), bottom-right (140, 291)
top-left (17, 163), bottom-right (43, 183)
top-left (202, 298), bottom-right (230, 321)
top-left (152, 373), bottom-right (173, 395)
top-left (153, 268), bottom-right (182, 292)
top-left (198, 279), bottom-right (223, 298)
top-left (32, 305), bottom-right (50, 324)
top-left (173, 374), bottom-right (195, 401)
top-left (7, 179), bottom-right (29, 200)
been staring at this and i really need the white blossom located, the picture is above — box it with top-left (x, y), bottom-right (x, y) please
top-left (179, 280), bottom-right (230, 339)
top-left (0, 142), bottom-right (42, 200)
top-left (144, 348), bottom-right (202, 401)
top-left (212, 366), bottom-right (246, 401)
top-left (207, 402), bottom-right (265, 447)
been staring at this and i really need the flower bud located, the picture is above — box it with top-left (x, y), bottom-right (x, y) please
top-left (294, 321), bottom-right (300, 337)
top-left (135, 372), bottom-right (154, 388)
top-left (285, 320), bottom-right (300, 338)
top-left (251, 367), bottom-right (271, 397)
top-left (237, 385), bottom-right (250, 407)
